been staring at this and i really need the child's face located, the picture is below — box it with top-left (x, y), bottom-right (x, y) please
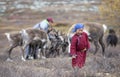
top-left (76, 28), bottom-right (84, 34)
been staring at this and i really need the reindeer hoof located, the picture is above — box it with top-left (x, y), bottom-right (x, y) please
top-left (103, 55), bottom-right (106, 59)
top-left (37, 55), bottom-right (40, 58)
top-left (42, 56), bottom-right (46, 59)
top-left (6, 58), bottom-right (13, 62)
top-left (21, 56), bottom-right (26, 61)
top-left (28, 56), bottom-right (34, 60)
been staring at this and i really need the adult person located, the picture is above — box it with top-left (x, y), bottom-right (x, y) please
top-left (70, 23), bottom-right (90, 77)
top-left (33, 17), bottom-right (54, 32)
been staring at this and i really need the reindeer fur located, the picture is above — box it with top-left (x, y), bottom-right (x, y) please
top-left (106, 29), bottom-right (118, 47)
top-left (21, 28), bottom-right (49, 58)
top-left (5, 32), bottom-right (25, 61)
top-left (84, 22), bottom-right (107, 56)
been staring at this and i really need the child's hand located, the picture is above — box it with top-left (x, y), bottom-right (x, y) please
top-left (82, 48), bottom-right (87, 52)
top-left (72, 55), bottom-right (77, 58)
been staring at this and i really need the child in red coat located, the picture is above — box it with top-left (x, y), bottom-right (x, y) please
top-left (70, 23), bottom-right (90, 76)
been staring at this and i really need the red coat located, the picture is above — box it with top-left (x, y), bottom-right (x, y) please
top-left (70, 32), bottom-right (90, 68)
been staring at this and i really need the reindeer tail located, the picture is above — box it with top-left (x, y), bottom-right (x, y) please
top-left (102, 24), bottom-right (107, 33)
top-left (4, 33), bottom-right (12, 41)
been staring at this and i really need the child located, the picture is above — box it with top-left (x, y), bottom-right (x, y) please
top-left (70, 23), bottom-right (90, 77)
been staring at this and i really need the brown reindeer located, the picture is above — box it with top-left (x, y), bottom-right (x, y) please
top-left (5, 32), bottom-right (25, 61)
top-left (68, 22), bottom-right (107, 56)
top-left (21, 28), bottom-right (49, 59)
top-left (5, 28), bottom-right (49, 61)
top-left (84, 22), bottom-right (107, 56)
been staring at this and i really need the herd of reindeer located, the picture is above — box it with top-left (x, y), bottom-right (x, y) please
top-left (4, 22), bottom-right (118, 61)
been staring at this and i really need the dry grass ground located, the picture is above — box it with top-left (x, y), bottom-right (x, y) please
top-left (0, 0), bottom-right (120, 76)
top-left (0, 22), bottom-right (120, 77)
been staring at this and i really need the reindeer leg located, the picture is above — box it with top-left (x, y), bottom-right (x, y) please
top-left (56, 47), bottom-right (60, 57)
top-left (93, 41), bottom-right (100, 55)
top-left (41, 48), bottom-right (46, 59)
top-left (8, 47), bottom-right (13, 59)
top-left (6, 44), bottom-right (18, 61)
top-left (22, 42), bottom-right (30, 60)
top-left (41, 43), bottom-right (47, 59)
top-left (47, 47), bottom-right (53, 58)
top-left (19, 46), bottom-right (26, 61)
top-left (6, 46), bottom-right (14, 61)
top-left (99, 37), bottom-right (105, 57)
top-left (33, 44), bottom-right (37, 59)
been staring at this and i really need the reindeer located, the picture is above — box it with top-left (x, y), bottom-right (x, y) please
top-left (5, 31), bottom-right (25, 61)
top-left (45, 28), bottom-right (69, 58)
top-left (46, 29), bottom-right (62, 57)
top-left (27, 39), bottom-right (42, 59)
top-left (106, 28), bottom-right (118, 47)
top-left (21, 28), bottom-right (49, 59)
top-left (57, 31), bottom-right (69, 55)
top-left (67, 22), bottom-right (107, 56)
top-left (5, 28), bottom-right (49, 61)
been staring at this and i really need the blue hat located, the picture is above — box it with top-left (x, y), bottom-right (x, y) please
top-left (72, 23), bottom-right (84, 32)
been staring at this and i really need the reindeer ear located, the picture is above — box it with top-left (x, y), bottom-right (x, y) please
top-left (5, 33), bottom-right (9, 36)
